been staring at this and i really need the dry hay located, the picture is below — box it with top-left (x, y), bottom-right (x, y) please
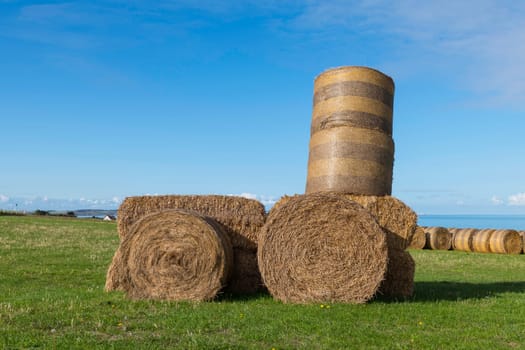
top-left (105, 248), bottom-right (126, 291)
top-left (117, 195), bottom-right (266, 250)
top-left (345, 195), bottom-right (417, 250)
top-left (472, 229), bottom-right (494, 253)
top-left (489, 229), bottom-right (522, 254)
top-left (519, 231), bottom-right (525, 253)
top-left (408, 226), bottom-right (426, 249)
top-left (306, 127), bottom-right (394, 196)
top-left (451, 228), bottom-right (477, 252)
top-left (378, 249), bottom-right (415, 298)
top-left (306, 66), bottom-right (395, 196)
top-left (110, 209), bottom-right (233, 301)
top-left (258, 192), bottom-right (388, 304)
top-left (224, 248), bottom-right (265, 295)
top-left (267, 194), bottom-right (300, 219)
top-left (424, 227), bottom-right (452, 250)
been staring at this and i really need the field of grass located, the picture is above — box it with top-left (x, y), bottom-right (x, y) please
top-left (1, 215), bottom-right (525, 349)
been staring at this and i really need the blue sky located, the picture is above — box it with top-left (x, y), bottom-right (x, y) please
top-left (1, 0), bottom-right (524, 214)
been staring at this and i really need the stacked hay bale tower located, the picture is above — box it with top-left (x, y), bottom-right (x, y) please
top-left (259, 66), bottom-right (416, 301)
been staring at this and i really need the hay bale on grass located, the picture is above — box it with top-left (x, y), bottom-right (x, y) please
top-left (105, 249), bottom-right (126, 291)
top-left (424, 227), bottom-right (452, 250)
top-left (378, 249), bottom-right (415, 298)
top-left (472, 229), bottom-right (494, 253)
top-left (451, 228), bottom-right (477, 252)
top-left (346, 195), bottom-right (417, 250)
top-left (408, 226), bottom-right (426, 249)
top-left (113, 210), bottom-right (233, 301)
top-left (258, 193), bottom-right (388, 304)
top-left (117, 195), bottom-right (266, 250)
top-left (489, 229), bottom-right (522, 254)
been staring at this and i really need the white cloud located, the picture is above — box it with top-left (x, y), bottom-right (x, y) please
top-left (237, 192), bottom-right (258, 200)
top-left (508, 193), bottom-right (525, 206)
top-left (0, 194), bottom-right (9, 203)
top-left (491, 196), bottom-right (503, 205)
top-left (229, 193), bottom-right (277, 207)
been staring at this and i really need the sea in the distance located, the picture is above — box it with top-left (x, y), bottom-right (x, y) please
top-left (418, 215), bottom-right (525, 231)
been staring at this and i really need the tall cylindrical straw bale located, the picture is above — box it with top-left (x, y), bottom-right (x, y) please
top-left (306, 66), bottom-right (395, 196)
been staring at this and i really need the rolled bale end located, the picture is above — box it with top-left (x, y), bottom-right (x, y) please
top-left (224, 248), bottom-right (265, 295)
top-left (105, 249), bottom-right (127, 292)
top-left (258, 193), bottom-right (388, 304)
top-left (408, 226), bottom-right (426, 249)
top-left (345, 195), bottom-right (417, 250)
top-left (117, 210), bottom-right (233, 301)
top-left (267, 194), bottom-right (301, 219)
top-left (424, 227), bottom-right (452, 250)
top-left (451, 228), bottom-right (477, 252)
top-left (377, 249), bottom-right (415, 299)
top-left (472, 229), bottom-right (495, 253)
top-left (117, 195), bottom-right (266, 250)
top-left (489, 229), bottom-right (522, 254)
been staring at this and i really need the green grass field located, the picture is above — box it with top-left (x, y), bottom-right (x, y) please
top-left (1, 215), bottom-right (525, 349)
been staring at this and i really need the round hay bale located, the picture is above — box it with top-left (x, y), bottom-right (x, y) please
top-left (519, 231), bottom-right (525, 253)
top-left (424, 227), bottom-right (452, 250)
top-left (489, 229), bottom-right (522, 254)
top-left (306, 127), bottom-right (394, 196)
top-left (267, 194), bottom-right (300, 219)
top-left (312, 66), bottom-right (394, 136)
top-left (378, 249), bottom-right (415, 298)
top-left (224, 248), bottom-right (265, 295)
top-left (119, 209), bottom-right (233, 301)
top-left (117, 195), bottom-right (266, 250)
top-left (408, 226), bottom-right (426, 249)
top-left (258, 193), bottom-right (388, 304)
top-left (472, 229), bottom-right (495, 253)
top-left (452, 228), bottom-right (477, 252)
top-left (345, 195), bottom-right (417, 250)
top-left (105, 249), bottom-right (126, 292)
top-left (306, 66), bottom-right (395, 196)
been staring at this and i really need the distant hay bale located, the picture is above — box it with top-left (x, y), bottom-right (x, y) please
top-left (115, 210), bottom-right (233, 301)
top-left (489, 229), bottom-right (522, 254)
top-left (472, 229), bottom-right (495, 253)
top-left (117, 195), bottom-right (266, 250)
top-left (424, 227), bottom-right (452, 250)
top-left (306, 66), bottom-right (395, 196)
top-left (346, 195), bottom-right (417, 250)
top-left (408, 226), bottom-right (426, 249)
top-left (258, 193), bottom-right (388, 304)
top-left (224, 248), bottom-right (265, 295)
top-left (451, 228), bottom-right (477, 252)
top-left (378, 249), bottom-right (415, 298)
top-left (519, 231), bottom-right (525, 253)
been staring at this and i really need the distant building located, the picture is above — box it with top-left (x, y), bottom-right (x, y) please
top-left (103, 215), bottom-right (116, 221)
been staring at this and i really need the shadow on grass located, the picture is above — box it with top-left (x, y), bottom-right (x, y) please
top-left (376, 281), bottom-right (525, 303)
top-left (217, 290), bottom-right (271, 303)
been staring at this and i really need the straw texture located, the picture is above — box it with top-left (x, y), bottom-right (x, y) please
top-left (110, 209), bottom-right (233, 301)
top-left (408, 226), bottom-right (426, 249)
top-left (451, 228), bottom-right (477, 252)
top-left (346, 195), bottom-right (417, 250)
top-left (258, 193), bottom-right (388, 304)
top-left (378, 249), bottom-right (415, 298)
top-left (306, 66), bottom-right (395, 196)
top-left (489, 229), bottom-right (522, 254)
top-left (472, 229), bottom-right (495, 253)
top-left (117, 195), bottom-right (266, 250)
top-left (424, 227), bottom-right (452, 250)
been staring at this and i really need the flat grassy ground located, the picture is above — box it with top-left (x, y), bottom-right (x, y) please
top-left (1, 216), bottom-right (525, 349)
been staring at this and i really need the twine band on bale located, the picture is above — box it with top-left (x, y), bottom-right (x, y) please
top-left (424, 227), bottom-right (452, 250)
top-left (313, 81), bottom-right (394, 109)
top-left (408, 226), bottom-right (426, 249)
top-left (311, 110), bottom-right (393, 136)
top-left (258, 193), bottom-right (388, 304)
top-left (115, 209), bottom-right (233, 301)
top-left (489, 229), bottom-right (522, 255)
top-left (314, 66), bottom-right (395, 95)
